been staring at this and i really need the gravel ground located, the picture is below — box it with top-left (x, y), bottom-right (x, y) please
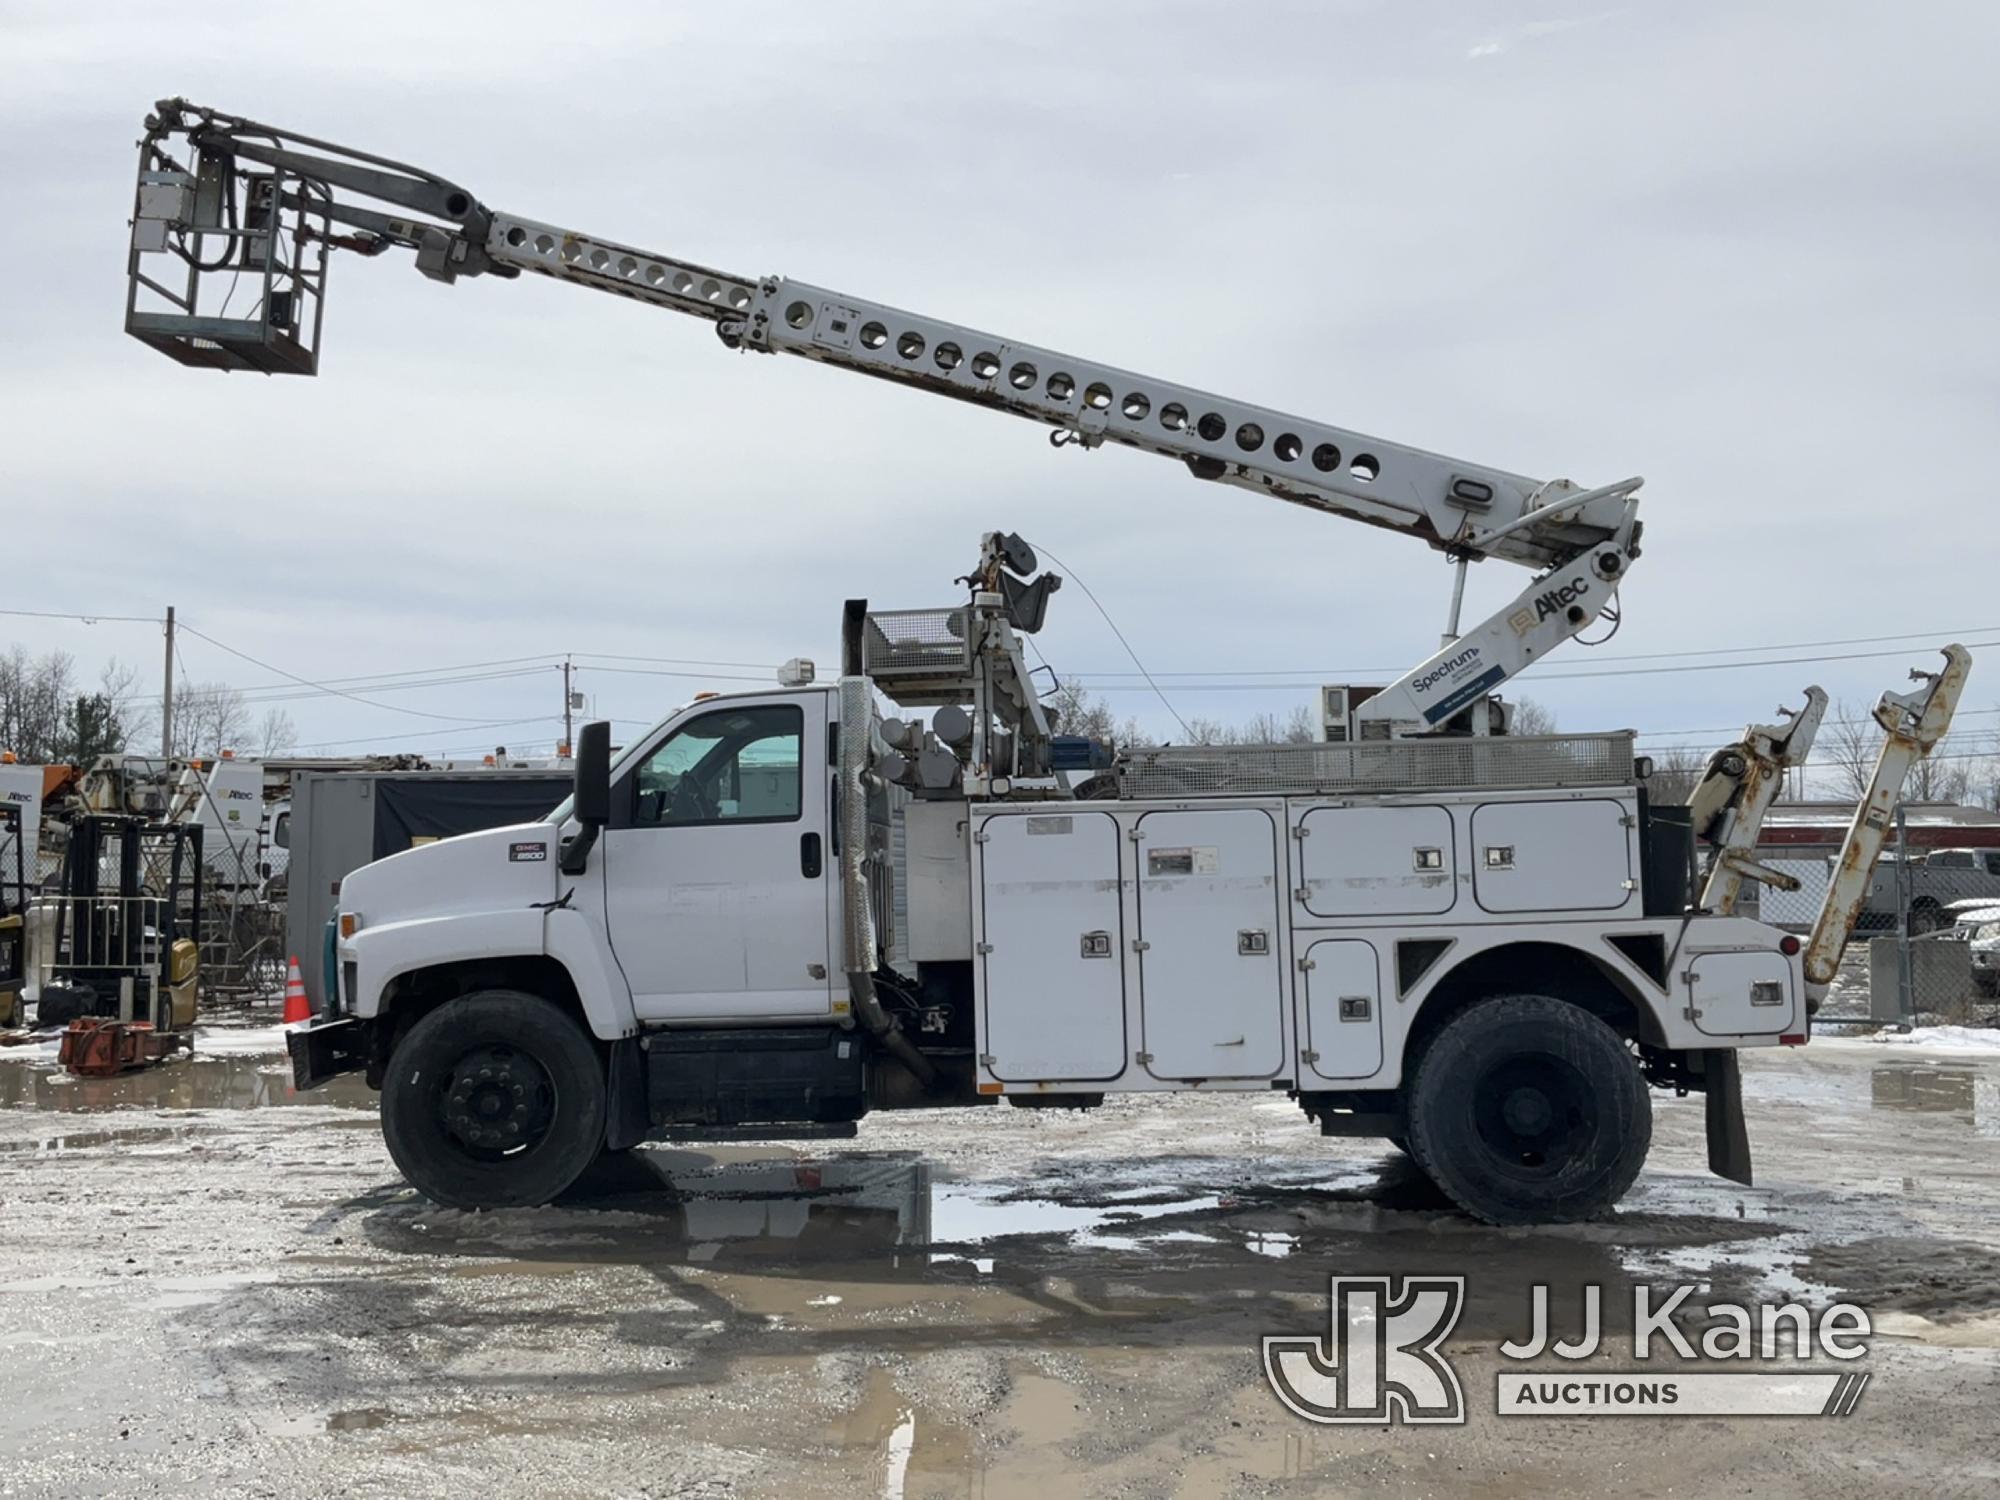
top-left (1, 1022), bottom-right (1997, 1498)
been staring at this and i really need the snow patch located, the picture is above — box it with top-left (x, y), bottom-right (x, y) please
top-left (1868, 1024), bottom-right (2000, 1054)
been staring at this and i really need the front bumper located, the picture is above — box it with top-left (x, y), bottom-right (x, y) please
top-left (286, 1017), bottom-right (369, 1092)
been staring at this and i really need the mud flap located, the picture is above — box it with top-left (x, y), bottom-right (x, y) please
top-left (603, 1036), bottom-right (648, 1152)
top-left (286, 1017), bottom-right (367, 1092)
top-left (1703, 1048), bottom-right (1753, 1186)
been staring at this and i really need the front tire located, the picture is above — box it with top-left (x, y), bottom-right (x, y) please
top-left (1405, 994), bottom-right (1650, 1226)
top-left (381, 990), bottom-right (607, 1210)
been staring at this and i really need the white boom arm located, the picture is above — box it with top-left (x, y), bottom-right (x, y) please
top-left (125, 100), bottom-right (1642, 729)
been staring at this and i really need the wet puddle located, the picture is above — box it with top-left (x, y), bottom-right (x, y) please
top-left (0, 1054), bottom-right (376, 1114)
top-left (535, 1150), bottom-right (1335, 1271)
top-left (1869, 1062), bottom-right (2000, 1135)
top-left (361, 1145), bottom-right (1803, 1346)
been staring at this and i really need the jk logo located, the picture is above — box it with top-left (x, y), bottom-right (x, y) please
top-left (1262, 1276), bottom-right (1466, 1425)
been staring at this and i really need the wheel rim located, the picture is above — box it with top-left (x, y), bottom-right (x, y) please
top-left (1470, 1052), bottom-right (1598, 1177)
top-left (438, 1043), bottom-right (557, 1161)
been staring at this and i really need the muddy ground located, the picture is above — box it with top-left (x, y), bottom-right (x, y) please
top-left (1, 1025), bottom-right (1997, 1499)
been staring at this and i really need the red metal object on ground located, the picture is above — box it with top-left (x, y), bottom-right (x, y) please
top-left (59, 1017), bottom-right (188, 1077)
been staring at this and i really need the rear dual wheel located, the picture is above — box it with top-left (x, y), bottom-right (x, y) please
top-left (1405, 994), bottom-right (1650, 1226)
top-left (381, 990), bottom-right (606, 1210)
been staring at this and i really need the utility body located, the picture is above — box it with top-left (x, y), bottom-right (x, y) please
top-left (123, 100), bottom-right (1971, 1221)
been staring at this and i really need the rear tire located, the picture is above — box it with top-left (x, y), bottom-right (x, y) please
top-left (1405, 994), bottom-right (1650, 1226)
top-left (381, 989), bottom-right (606, 1211)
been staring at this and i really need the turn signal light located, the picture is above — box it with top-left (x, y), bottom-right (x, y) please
top-left (338, 912), bottom-right (362, 939)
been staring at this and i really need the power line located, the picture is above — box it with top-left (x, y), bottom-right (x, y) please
top-left (1030, 540), bottom-right (1192, 740)
top-left (572, 651), bottom-right (783, 672)
top-left (289, 715), bottom-right (564, 751)
top-left (578, 664), bottom-right (773, 683)
top-left (0, 606), bottom-right (161, 625)
top-left (1062, 624), bottom-right (2000, 680)
top-left (175, 622), bottom-right (531, 725)
top-left (1066, 639), bottom-right (2000, 693)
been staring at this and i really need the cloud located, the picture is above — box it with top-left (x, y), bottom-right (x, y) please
top-left (2, 1), bottom-right (1996, 768)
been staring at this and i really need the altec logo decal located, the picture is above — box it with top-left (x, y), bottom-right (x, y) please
top-left (1533, 576), bottom-right (1591, 621)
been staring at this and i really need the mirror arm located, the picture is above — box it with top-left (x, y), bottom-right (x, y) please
top-left (558, 823), bottom-right (599, 877)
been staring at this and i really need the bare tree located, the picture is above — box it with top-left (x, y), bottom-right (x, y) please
top-left (1044, 677), bottom-right (1115, 741)
top-left (257, 707), bottom-right (298, 756)
top-left (1815, 699), bottom-right (1882, 802)
top-left (0, 647), bottom-right (75, 762)
top-left (1509, 697), bottom-right (1559, 737)
top-left (1041, 679), bottom-right (1143, 747)
top-left (1644, 744), bottom-right (1708, 804)
top-left (171, 679), bottom-right (253, 758)
top-left (97, 658), bottom-right (154, 748)
top-left (0, 649), bottom-right (150, 763)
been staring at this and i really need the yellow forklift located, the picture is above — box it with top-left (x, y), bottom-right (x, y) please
top-left (41, 814), bottom-right (202, 1072)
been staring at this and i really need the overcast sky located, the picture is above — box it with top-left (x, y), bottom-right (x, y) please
top-left (3, 2), bottom-right (1996, 773)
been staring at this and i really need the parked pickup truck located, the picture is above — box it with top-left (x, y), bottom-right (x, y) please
top-left (1861, 847), bottom-right (2000, 934)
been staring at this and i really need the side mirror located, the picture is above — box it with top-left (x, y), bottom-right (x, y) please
top-left (561, 721), bottom-right (611, 877)
top-left (573, 720), bottom-right (612, 827)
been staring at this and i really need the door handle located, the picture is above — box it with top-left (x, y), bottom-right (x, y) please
top-left (801, 832), bottom-right (822, 879)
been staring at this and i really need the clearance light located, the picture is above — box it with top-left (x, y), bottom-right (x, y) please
top-left (692, 691), bottom-right (721, 701)
top-left (1779, 935), bottom-right (1801, 956)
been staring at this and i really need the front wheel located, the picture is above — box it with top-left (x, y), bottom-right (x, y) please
top-left (381, 990), bottom-right (607, 1210)
top-left (1405, 994), bottom-right (1650, 1226)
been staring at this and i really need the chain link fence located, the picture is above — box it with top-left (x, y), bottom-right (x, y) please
top-left (1741, 837), bottom-right (2000, 1029)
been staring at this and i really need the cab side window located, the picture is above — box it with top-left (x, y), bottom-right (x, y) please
top-left (632, 705), bottom-right (803, 828)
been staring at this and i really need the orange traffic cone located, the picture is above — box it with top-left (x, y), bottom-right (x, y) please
top-left (282, 957), bottom-right (312, 1025)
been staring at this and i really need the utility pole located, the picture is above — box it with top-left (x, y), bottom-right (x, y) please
top-left (161, 606), bottom-right (176, 757)
top-left (562, 655), bottom-right (574, 757)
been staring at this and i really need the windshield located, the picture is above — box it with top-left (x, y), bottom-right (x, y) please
top-left (543, 714), bottom-right (674, 825)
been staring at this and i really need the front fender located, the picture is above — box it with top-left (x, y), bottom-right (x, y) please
top-left (345, 908), bottom-right (636, 1040)
top-left (544, 905), bottom-right (637, 1039)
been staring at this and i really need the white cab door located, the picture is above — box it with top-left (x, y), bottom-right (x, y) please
top-left (977, 811), bottom-right (1126, 1082)
top-left (1136, 809), bottom-right (1285, 1081)
top-left (600, 695), bottom-right (834, 1022)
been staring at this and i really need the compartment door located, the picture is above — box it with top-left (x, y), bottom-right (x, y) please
top-left (1300, 938), bottom-right (1384, 1082)
top-left (1297, 804), bottom-right (1456, 918)
top-left (1686, 949), bottom-right (1799, 1037)
top-left (1471, 799), bottom-right (1636, 915)
top-left (1136, 809), bottom-right (1285, 1080)
top-left (978, 811), bottom-right (1126, 1081)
